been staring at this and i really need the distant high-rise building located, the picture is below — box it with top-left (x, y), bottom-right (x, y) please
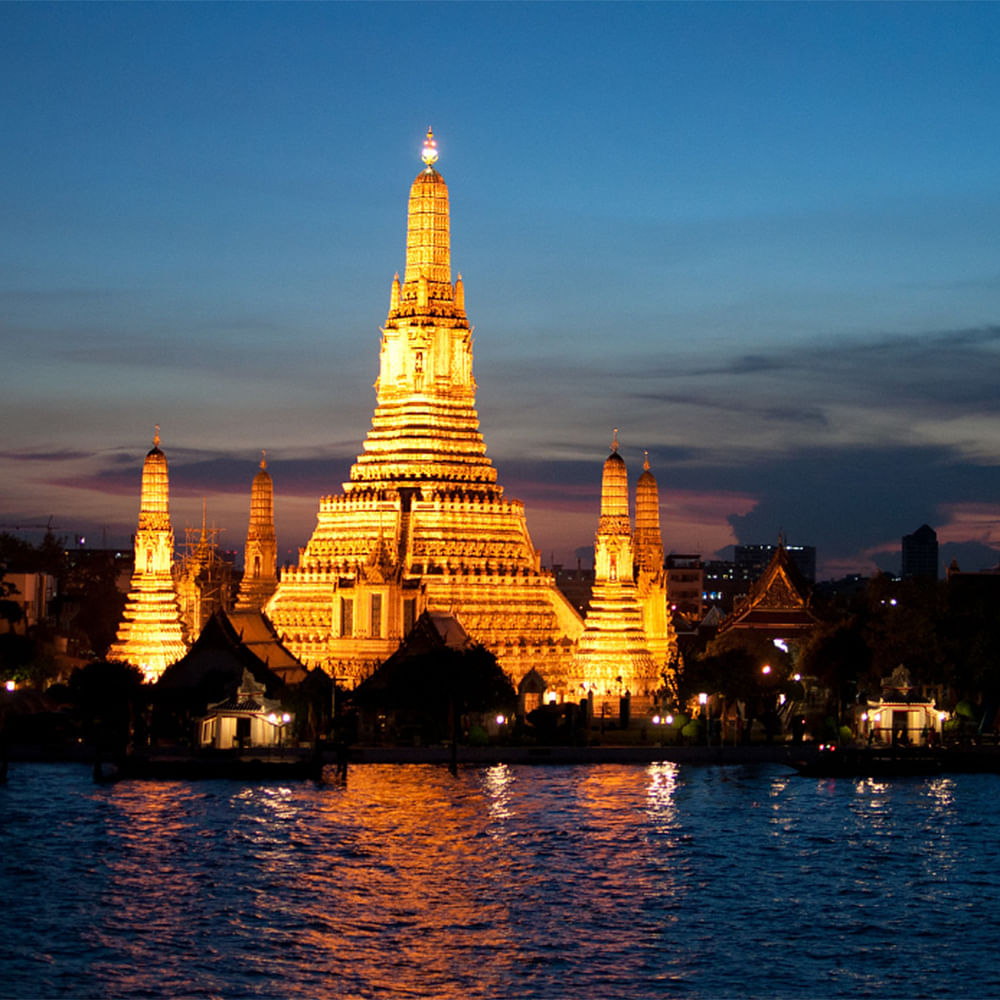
top-left (702, 559), bottom-right (740, 615)
top-left (902, 524), bottom-right (938, 580)
top-left (735, 543), bottom-right (816, 585)
top-left (665, 553), bottom-right (704, 619)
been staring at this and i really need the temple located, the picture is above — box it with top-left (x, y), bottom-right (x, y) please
top-left (175, 500), bottom-right (234, 641)
top-left (108, 428), bottom-right (188, 682)
top-left (235, 453), bottom-right (278, 611)
top-left (567, 434), bottom-right (669, 706)
top-left (265, 131), bottom-right (583, 688)
top-left (717, 539), bottom-right (819, 641)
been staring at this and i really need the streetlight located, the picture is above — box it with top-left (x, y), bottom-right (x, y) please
top-left (699, 692), bottom-right (708, 747)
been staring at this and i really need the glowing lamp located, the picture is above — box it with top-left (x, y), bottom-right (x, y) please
top-left (282, 713), bottom-right (291, 724)
top-left (4, 680), bottom-right (14, 692)
top-left (421, 128), bottom-right (439, 166)
top-left (666, 714), bottom-right (673, 726)
top-left (652, 715), bottom-right (661, 725)
top-left (698, 692), bottom-right (708, 706)
top-left (495, 714), bottom-right (506, 726)
top-left (762, 665), bottom-right (771, 675)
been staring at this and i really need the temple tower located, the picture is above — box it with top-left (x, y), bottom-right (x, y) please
top-left (632, 452), bottom-right (678, 690)
top-left (236, 452), bottom-right (278, 611)
top-left (266, 131), bottom-right (582, 687)
top-left (108, 428), bottom-right (188, 682)
top-left (568, 433), bottom-right (661, 704)
top-left (175, 500), bottom-right (235, 640)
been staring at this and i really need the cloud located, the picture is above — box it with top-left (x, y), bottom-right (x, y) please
top-left (0, 447), bottom-right (95, 462)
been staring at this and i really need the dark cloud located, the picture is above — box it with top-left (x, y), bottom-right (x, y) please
top-left (0, 447), bottom-right (95, 462)
top-left (716, 444), bottom-right (1000, 564)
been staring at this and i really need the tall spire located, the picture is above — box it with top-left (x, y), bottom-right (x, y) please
top-left (108, 430), bottom-right (187, 681)
top-left (569, 435), bottom-right (658, 699)
top-left (264, 131), bottom-right (585, 688)
top-left (402, 127), bottom-right (451, 291)
top-left (634, 451), bottom-right (664, 574)
top-left (601, 431), bottom-right (629, 522)
top-left (236, 451), bottom-right (278, 611)
top-left (357, 129), bottom-right (487, 490)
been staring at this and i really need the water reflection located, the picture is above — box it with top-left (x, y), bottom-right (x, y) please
top-left (5, 764), bottom-right (1000, 998)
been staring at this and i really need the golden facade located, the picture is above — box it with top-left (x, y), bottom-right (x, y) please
top-left (174, 501), bottom-right (235, 642)
top-left (266, 131), bottom-right (583, 687)
top-left (633, 453), bottom-right (678, 687)
top-left (108, 429), bottom-right (188, 683)
top-left (235, 453), bottom-right (278, 611)
top-left (567, 436), bottom-right (669, 701)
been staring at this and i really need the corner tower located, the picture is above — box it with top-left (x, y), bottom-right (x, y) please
top-left (108, 428), bottom-right (188, 682)
top-left (236, 452), bottom-right (278, 611)
top-left (632, 452), bottom-right (678, 690)
top-left (266, 132), bottom-right (582, 686)
top-left (568, 433), bottom-right (661, 706)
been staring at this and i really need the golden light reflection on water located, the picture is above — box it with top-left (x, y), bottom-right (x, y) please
top-left (645, 761), bottom-right (679, 829)
top-left (6, 763), bottom-right (1000, 999)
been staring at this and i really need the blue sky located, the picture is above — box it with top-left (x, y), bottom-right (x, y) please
top-left (2, 2), bottom-right (999, 578)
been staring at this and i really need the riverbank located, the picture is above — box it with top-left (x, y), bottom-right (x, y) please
top-left (340, 743), bottom-right (803, 766)
top-left (14, 741), bottom-right (1000, 778)
top-left (3, 740), bottom-right (809, 775)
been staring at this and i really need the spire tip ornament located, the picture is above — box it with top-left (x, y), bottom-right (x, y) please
top-left (421, 127), bottom-right (438, 167)
top-left (153, 424), bottom-right (160, 449)
top-left (611, 428), bottom-right (619, 453)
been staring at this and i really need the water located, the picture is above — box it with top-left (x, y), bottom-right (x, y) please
top-left (2, 762), bottom-right (1000, 999)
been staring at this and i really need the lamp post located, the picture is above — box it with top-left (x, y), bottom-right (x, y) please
top-left (699, 692), bottom-right (708, 748)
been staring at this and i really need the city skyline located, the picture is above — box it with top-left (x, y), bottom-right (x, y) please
top-left (3, 3), bottom-right (1000, 579)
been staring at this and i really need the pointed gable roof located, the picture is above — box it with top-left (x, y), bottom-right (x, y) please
top-left (157, 607), bottom-right (307, 694)
top-left (719, 543), bottom-right (819, 636)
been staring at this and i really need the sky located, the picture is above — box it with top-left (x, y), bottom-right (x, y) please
top-left (2, 2), bottom-right (1000, 580)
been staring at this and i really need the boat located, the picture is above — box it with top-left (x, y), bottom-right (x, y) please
top-left (93, 752), bottom-right (325, 783)
top-left (791, 743), bottom-right (1000, 777)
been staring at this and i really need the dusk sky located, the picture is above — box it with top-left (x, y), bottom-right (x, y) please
top-left (3, 2), bottom-right (999, 580)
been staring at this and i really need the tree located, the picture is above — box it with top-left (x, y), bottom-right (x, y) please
top-left (67, 660), bottom-right (146, 757)
top-left (797, 618), bottom-right (872, 718)
top-left (681, 630), bottom-right (794, 742)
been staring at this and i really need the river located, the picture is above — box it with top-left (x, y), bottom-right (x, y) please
top-left (2, 762), bottom-right (999, 998)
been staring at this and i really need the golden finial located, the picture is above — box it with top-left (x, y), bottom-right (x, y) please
top-left (260, 449), bottom-right (267, 471)
top-left (421, 127), bottom-right (439, 167)
top-left (611, 428), bottom-right (619, 453)
top-left (153, 424), bottom-right (160, 448)
top-left (643, 449), bottom-right (650, 471)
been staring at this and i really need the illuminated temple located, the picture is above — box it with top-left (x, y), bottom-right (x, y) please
top-left (235, 453), bottom-right (278, 612)
top-left (108, 428), bottom-right (188, 682)
top-left (567, 435), bottom-right (673, 702)
top-left (265, 131), bottom-right (583, 687)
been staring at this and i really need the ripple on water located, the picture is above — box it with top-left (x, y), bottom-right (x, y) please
top-left (4, 763), bottom-right (1000, 998)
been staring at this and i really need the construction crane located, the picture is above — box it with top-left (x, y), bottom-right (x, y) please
top-left (0, 516), bottom-right (62, 533)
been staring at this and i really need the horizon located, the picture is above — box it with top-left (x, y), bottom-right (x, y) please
top-left (3, 3), bottom-right (999, 580)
